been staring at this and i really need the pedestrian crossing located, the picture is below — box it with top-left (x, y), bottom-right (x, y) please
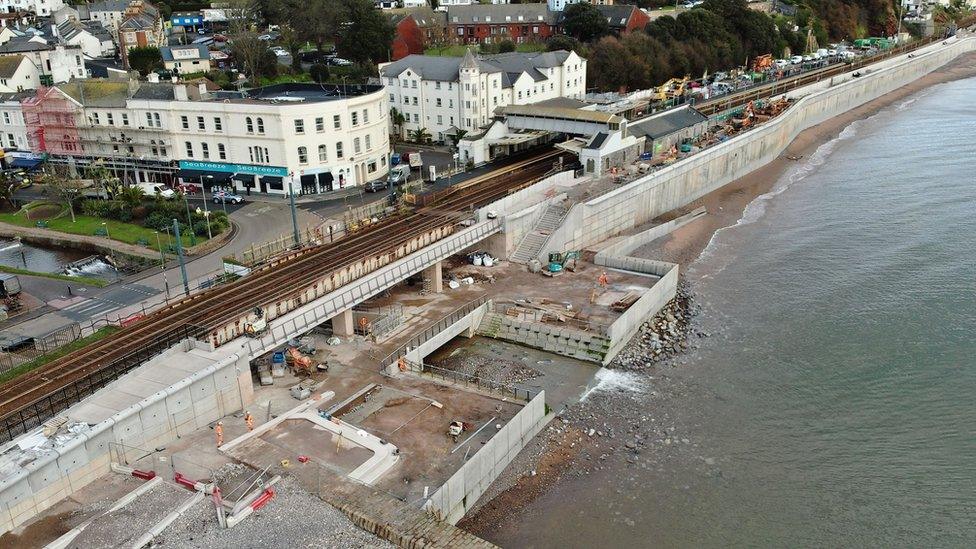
top-left (49, 283), bottom-right (160, 321)
top-left (58, 296), bottom-right (124, 319)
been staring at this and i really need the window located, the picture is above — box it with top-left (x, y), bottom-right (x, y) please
top-left (214, 117), bottom-right (222, 131)
top-left (122, 113), bottom-right (129, 126)
top-left (363, 109), bottom-right (368, 124)
top-left (294, 119), bottom-right (304, 134)
top-left (315, 117), bottom-right (324, 132)
top-left (411, 80), bottom-right (417, 88)
top-left (435, 81), bottom-right (441, 90)
top-left (153, 113), bottom-right (161, 127)
top-left (336, 142), bottom-right (343, 159)
top-left (365, 135), bottom-right (371, 150)
top-left (354, 138), bottom-right (361, 154)
top-left (246, 117), bottom-right (254, 133)
top-left (107, 113), bottom-right (114, 125)
top-left (197, 116), bottom-right (205, 130)
top-left (218, 143), bottom-right (226, 160)
top-left (437, 115), bottom-right (443, 125)
top-left (449, 99), bottom-right (454, 108)
top-left (436, 98), bottom-right (442, 107)
top-left (248, 146), bottom-right (254, 162)
top-left (160, 146), bottom-right (167, 156)
top-left (298, 146), bottom-right (308, 164)
top-left (185, 141), bottom-right (193, 157)
top-left (465, 100), bottom-right (471, 109)
top-left (368, 161), bottom-right (376, 174)
top-left (181, 115), bottom-right (189, 130)
top-left (351, 112), bottom-right (358, 126)
top-left (412, 97), bottom-right (418, 106)
top-left (146, 112), bottom-right (152, 126)
top-left (201, 143), bottom-right (210, 159)
top-left (390, 93), bottom-right (395, 103)
top-left (318, 144), bottom-right (327, 162)
top-left (381, 156), bottom-right (386, 167)
top-left (1, 113), bottom-right (8, 124)
top-left (92, 112), bottom-right (100, 125)
top-left (257, 117), bottom-right (265, 134)
top-left (333, 115), bottom-right (341, 129)
top-left (413, 114), bottom-right (419, 123)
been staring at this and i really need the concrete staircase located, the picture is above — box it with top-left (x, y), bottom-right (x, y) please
top-left (478, 312), bottom-right (610, 363)
top-left (509, 203), bottom-right (569, 264)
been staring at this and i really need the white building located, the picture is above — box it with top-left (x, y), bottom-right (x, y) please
top-left (0, 91), bottom-right (30, 149)
top-left (0, 0), bottom-right (66, 17)
top-left (0, 37), bottom-right (86, 83)
top-left (55, 19), bottom-right (115, 58)
top-left (379, 48), bottom-right (587, 143)
top-left (88, 0), bottom-right (129, 36)
top-left (4, 80), bottom-right (391, 195)
top-left (160, 44), bottom-right (210, 74)
top-left (0, 54), bottom-right (38, 92)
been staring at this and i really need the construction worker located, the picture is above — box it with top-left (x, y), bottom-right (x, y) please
top-left (598, 271), bottom-right (609, 288)
top-left (244, 411), bottom-right (254, 432)
top-left (215, 421), bottom-right (224, 447)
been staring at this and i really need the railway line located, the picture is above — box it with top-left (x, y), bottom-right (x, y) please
top-left (0, 147), bottom-right (570, 441)
top-left (696, 33), bottom-right (947, 116)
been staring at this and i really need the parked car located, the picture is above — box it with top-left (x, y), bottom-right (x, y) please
top-left (270, 46), bottom-right (288, 57)
top-left (176, 182), bottom-right (199, 194)
top-left (364, 179), bottom-right (388, 193)
top-left (136, 182), bottom-right (175, 199)
top-left (258, 34), bottom-right (273, 41)
top-left (212, 191), bottom-right (245, 204)
top-left (774, 59), bottom-right (791, 69)
top-left (790, 55), bottom-right (803, 64)
top-left (327, 57), bottom-right (352, 66)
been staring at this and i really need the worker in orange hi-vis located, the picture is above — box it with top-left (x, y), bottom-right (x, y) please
top-left (244, 411), bottom-right (254, 432)
top-left (598, 271), bottom-right (609, 288)
top-left (215, 421), bottom-right (224, 446)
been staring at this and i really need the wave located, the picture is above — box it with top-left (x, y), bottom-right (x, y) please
top-left (580, 368), bottom-right (647, 401)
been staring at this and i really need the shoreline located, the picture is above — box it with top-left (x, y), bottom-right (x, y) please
top-left (459, 51), bottom-right (976, 541)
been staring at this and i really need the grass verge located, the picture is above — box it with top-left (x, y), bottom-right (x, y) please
top-left (0, 326), bottom-right (120, 385)
top-left (0, 265), bottom-right (109, 287)
top-left (0, 210), bottom-right (201, 247)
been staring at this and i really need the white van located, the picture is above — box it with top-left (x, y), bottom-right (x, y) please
top-left (135, 182), bottom-right (176, 198)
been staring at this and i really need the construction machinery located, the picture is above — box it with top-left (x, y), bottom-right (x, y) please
top-left (286, 347), bottom-right (314, 377)
top-left (652, 77), bottom-right (689, 104)
top-left (243, 307), bottom-right (268, 337)
top-left (546, 251), bottom-right (581, 275)
top-left (448, 420), bottom-right (473, 443)
top-left (751, 54), bottom-right (773, 72)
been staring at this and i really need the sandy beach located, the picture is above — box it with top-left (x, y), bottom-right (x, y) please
top-left (639, 51), bottom-right (976, 267)
top-left (459, 50), bottom-right (976, 541)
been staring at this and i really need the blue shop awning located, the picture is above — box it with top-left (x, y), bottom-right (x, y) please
top-left (176, 168), bottom-right (233, 183)
top-left (8, 157), bottom-right (44, 170)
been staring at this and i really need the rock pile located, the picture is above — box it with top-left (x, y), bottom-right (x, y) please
top-left (611, 282), bottom-right (704, 371)
top-left (433, 354), bottom-right (542, 386)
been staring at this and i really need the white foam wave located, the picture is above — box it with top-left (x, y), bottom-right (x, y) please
top-left (0, 242), bottom-right (22, 253)
top-left (580, 368), bottom-right (647, 401)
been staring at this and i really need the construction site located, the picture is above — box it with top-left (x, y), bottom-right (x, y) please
top-left (0, 33), bottom-right (968, 548)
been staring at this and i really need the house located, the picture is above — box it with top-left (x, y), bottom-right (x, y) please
top-left (379, 48), bottom-right (586, 143)
top-left (0, 11), bottom-right (33, 29)
top-left (0, 0), bottom-right (65, 18)
top-left (88, 0), bottom-right (130, 36)
top-left (51, 4), bottom-right (86, 25)
top-left (160, 44), bottom-right (210, 74)
top-left (595, 4), bottom-right (649, 33)
top-left (0, 25), bottom-right (19, 45)
top-left (0, 36), bottom-right (86, 83)
top-left (170, 12), bottom-right (203, 30)
top-left (117, 1), bottom-right (163, 69)
top-left (0, 54), bottom-right (38, 92)
top-left (389, 7), bottom-right (446, 60)
top-left (628, 105), bottom-right (708, 155)
top-left (447, 4), bottom-right (559, 45)
top-left (55, 19), bottom-right (115, 58)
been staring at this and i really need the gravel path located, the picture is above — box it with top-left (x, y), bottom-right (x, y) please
top-left (154, 476), bottom-right (392, 548)
top-left (69, 482), bottom-right (190, 548)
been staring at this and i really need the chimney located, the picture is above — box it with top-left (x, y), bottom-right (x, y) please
top-left (197, 82), bottom-right (207, 96)
top-left (174, 84), bottom-right (188, 101)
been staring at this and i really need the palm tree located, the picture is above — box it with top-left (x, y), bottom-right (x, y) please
top-left (117, 185), bottom-right (145, 207)
top-left (410, 127), bottom-right (432, 144)
top-left (390, 108), bottom-right (406, 142)
top-left (448, 129), bottom-right (467, 149)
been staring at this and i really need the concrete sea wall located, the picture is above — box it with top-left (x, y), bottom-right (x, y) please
top-left (544, 37), bottom-right (976, 254)
top-left (424, 391), bottom-right (547, 524)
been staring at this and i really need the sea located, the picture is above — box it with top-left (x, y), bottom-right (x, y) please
top-left (488, 77), bottom-right (976, 547)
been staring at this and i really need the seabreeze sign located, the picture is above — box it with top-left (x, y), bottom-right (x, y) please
top-left (179, 160), bottom-right (288, 177)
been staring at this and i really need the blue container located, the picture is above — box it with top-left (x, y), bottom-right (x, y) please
top-left (272, 351), bottom-right (285, 364)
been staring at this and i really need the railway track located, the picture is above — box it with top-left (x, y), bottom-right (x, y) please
top-left (0, 147), bottom-right (569, 441)
top-left (696, 34), bottom-right (947, 116)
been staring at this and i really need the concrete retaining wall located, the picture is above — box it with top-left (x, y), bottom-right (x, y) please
top-left (479, 313), bottom-right (610, 363)
top-left (0, 342), bottom-right (251, 535)
top-left (393, 302), bottom-right (489, 372)
top-left (601, 260), bottom-right (679, 363)
top-left (424, 391), bottom-right (547, 524)
top-left (545, 37), bottom-right (976, 254)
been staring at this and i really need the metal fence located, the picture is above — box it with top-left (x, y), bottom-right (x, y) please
top-left (378, 295), bottom-right (489, 369)
top-left (411, 361), bottom-right (536, 403)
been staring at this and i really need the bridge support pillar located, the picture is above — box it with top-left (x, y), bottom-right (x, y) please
top-left (422, 261), bottom-right (443, 293)
top-left (331, 308), bottom-right (355, 337)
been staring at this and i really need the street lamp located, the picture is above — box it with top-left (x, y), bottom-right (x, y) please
top-left (154, 230), bottom-right (170, 299)
top-left (182, 193), bottom-right (197, 246)
top-left (101, 221), bottom-right (111, 241)
top-left (200, 175), bottom-right (213, 240)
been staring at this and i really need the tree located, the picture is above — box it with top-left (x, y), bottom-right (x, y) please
top-left (232, 32), bottom-right (274, 82)
top-left (390, 107), bottom-right (406, 142)
top-left (562, 3), bottom-right (609, 43)
top-left (38, 166), bottom-right (86, 223)
top-left (409, 127), bottom-right (432, 144)
top-left (498, 39), bottom-right (516, 53)
top-left (127, 46), bottom-right (163, 76)
top-left (117, 185), bottom-right (145, 208)
top-left (278, 24), bottom-right (305, 72)
top-left (0, 171), bottom-right (19, 210)
top-left (547, 34), bottom-right (585, 54)
top-left (336, 0), bottom-right (395, 65)
top-left (310, 63), bottom-right (331, 83)
top-left (266, 0), bottom-right (345, 53)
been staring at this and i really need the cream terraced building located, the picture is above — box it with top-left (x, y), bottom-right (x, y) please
top-left (3, 80), bottom-right (390, 195)
top-left (379, 49), bottom-right (586, 144)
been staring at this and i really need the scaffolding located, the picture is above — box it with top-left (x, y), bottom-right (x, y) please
top-left (23, 86), bottom-right (83, 156)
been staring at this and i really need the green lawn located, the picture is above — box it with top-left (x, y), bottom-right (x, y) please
top-left (0, 265), bottom-right (108, 287)
top-left (0, 326), bottom-right (119, 385)
top-left (0, 210), bottom-right (201, 248)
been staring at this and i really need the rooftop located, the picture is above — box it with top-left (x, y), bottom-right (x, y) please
top-left (159, 43), bottom-right (209, 61)
top-left (501, 104), bottom-right (623, 125)
top-left (211, 83), bottom-right (384, 104)
top-left (0, 54), bottom-right (28, 79)
top-left (446, 3), bottom-right (557, 25)
top-left (380, 49), bottom-right (573, 87)
top-left (629, 106), bottom-right (708, 139)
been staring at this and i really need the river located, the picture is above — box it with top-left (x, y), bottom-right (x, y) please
top-left (487, 76), bottom-right (976, 547)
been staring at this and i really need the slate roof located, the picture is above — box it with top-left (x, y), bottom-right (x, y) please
top-left (388, 6), bottom-right (445, 28)
top-left (596, 5), bottom-right (639, 30)
top-left (447, 4), bottom-right (557, 25)
top-left (628, 106), bottom-right (707, 140)
top-left (88, 0), bottom-right (129, 13)
top-left (160, 44), bottom-right (210, 62)
top-left (380, 49), bottom-right (573, 88)
top-left (0, 36), bottom-right (51, 53)
top-left (57, 20), bottom-right (113, 43)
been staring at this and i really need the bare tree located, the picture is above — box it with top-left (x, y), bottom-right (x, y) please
top-left (39, 165), bottom-right (87, 223)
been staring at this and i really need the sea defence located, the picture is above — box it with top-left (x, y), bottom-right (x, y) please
top-left (542, 36), bottom-right (976, 255)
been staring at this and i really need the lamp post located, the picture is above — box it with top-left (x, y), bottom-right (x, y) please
top-left (341, 76), bottom-right (348, 98)
top-left (154, 230), bottom-right (170, 299)
top-left (199, 174), bottom-right (213, 240)
top-left (182, 193), bottom-right (197, 246)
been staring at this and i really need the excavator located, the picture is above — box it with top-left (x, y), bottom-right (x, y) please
top-left (751, 54), bottom-right (773, 72)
